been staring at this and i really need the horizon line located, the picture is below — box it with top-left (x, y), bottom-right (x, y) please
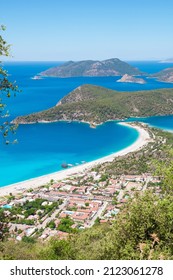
top-left (2, 59), bottom-right (163, 62)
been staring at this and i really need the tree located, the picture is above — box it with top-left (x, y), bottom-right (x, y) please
top-left (47, 220), bottom-right (56, 229)
top-left (0, 25), bottom-right (19, 143)
top-left (154, 148), bottom-right (173, 195)
top-left (0, 210), bottom-right (9, 241)
top-left (57, 216), bottom-right (74, 233)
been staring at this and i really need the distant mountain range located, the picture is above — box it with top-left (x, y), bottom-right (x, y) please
top-left (38, 58), bottom-right (173, 83)
top-left (13, 84), bottom-right (173, 125)
top-left (39, 58), bottom-right (142, 77)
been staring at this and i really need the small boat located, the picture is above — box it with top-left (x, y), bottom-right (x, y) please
top-left (31, 75), bottom-right (43, 80)
top-left (61, 162), bottom-right (68, 168)
top-left (13, 139), bottom-right (18, 144)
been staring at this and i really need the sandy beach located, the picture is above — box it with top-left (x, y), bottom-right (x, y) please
top-left (0, 122), bottom-right (151, 196)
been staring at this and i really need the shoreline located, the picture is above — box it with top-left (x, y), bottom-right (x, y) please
top-left (0, 122), bottom-right (151, 196)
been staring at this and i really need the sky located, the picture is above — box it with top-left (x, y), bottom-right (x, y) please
top-left (1, 0), bottom-right (173, 61)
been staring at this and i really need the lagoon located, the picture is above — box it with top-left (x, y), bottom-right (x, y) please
top-left (0, 121), bottom-right (139, 187)
top-left (0, 61), bottom-right (173, 187)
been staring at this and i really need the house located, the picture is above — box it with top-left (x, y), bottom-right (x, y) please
top-left (72, 212), bottom-right (90, 223)
top-left (57, 231), bottom-right (69, 240)
top-left (59, 212), bottom-right (68, 218)
top-left (68, 198), bottom-right (86, 207)
top-left (103, 187), bottom-right (115, 197)
top-left (100, 219), bottom-right (108, 224)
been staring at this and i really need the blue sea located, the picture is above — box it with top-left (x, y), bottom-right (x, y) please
top-left (0, 61), bottom-right (173, 187)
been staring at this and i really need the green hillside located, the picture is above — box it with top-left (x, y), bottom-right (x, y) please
top-left (13, 84), bottom-right (173, 125)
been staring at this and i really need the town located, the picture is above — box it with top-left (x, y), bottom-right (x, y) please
top-left (0, 169), bottom-right (161, 242)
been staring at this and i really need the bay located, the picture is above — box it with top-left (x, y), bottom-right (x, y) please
top-left (0, 121), bottom-right (138, 187)
top-left (0, 61), bottom-right (173, 187)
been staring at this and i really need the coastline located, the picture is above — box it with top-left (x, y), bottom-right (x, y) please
top-left (0, 122), bottom-right (151, 196)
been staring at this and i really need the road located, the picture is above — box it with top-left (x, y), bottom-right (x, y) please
top-left (87, 201), bottom-right (108, 227)
top-left (37, 199), bottom-right (68, 229)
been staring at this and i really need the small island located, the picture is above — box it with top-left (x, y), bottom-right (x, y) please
top-left (117, 74), bottom-right (146, 84)
top-left (159, 58), bottom-right (173, 63)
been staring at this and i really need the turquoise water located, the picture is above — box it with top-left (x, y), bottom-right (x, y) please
top-left (1, 61), bottom-right (173, 187)
top-left (2, 204), bottom-right (12, 209)
top-left (127, 115), bottom-right (173, 131)
top-left (0, 121), bottom-right (138, 186)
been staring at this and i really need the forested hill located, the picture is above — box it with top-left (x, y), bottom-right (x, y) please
top-left (13, 85), bottom-right (173, 125)
top-left (39, 58), bottom-right (142, 77)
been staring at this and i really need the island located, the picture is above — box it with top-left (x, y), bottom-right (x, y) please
top-left (13, 84), bottom-right (173, 126)
top-left (39, 58), bottom-right (142, 77)
top-left (159, 58), bottom-right (173, 63)
top-left (117, 74), bottom-right (146, 84)
top-left (152, 67), bottom-right (173, 83)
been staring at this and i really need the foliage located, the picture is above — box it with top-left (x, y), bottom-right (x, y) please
top-left (96, 127), bottom-right (173, 176)
top-left (14, 84), bottom-right (173, 125)
top-left (22, 236), bottom-right (36, 244)
top-left (0, 209), bottom-right (9, 241)
top-left (99, 173), bottom-right (109, 182)
top-left (47, 220), bottom-right (56, 229)
top-left (12, 218), bottom-right (35, 225)
top-left (6, 199), bottom-right (59, 227)
top-left (154, 148), bottom-right (173, 195)
top-left (57, 216), bottom-right (75, 233)
top-left (39, 238), bottom-right (75, 260)
top-left (105, 192), bottom-right (173, 260)
top-left (0, 240), bottom-right (40, 260)
top-left (0, 25), bottom-right (19, 142)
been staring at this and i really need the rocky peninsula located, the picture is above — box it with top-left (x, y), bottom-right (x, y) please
top-left (13, 85), bottom-right (173, 125)
top-left (152, 67), bottom-right (173, 83)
